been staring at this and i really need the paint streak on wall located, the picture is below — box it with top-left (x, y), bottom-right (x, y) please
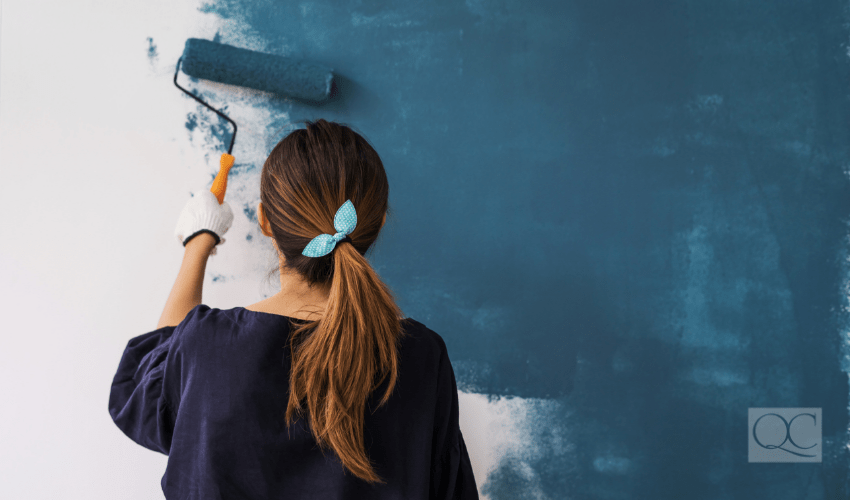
top-left (147, 37), bottom-right (159, 66)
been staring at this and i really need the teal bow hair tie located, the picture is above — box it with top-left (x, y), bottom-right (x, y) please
top-left (302, 199), bottom-right (357, 258)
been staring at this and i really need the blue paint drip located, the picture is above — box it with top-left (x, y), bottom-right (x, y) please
top-left (146, 37), bottom-right (158, 63)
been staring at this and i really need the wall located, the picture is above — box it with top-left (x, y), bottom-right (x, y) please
top-left (1, 0), bottom-right (849, 498)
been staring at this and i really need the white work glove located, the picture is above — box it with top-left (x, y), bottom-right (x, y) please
top-left (174, 189), bottom-right (234, 255)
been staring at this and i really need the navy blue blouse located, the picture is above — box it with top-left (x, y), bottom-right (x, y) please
top-left (108, 304), bottom-right (479, 499)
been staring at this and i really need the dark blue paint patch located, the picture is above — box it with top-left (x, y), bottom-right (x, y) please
top-left (246, 233), bottom-right (253, 241)
top-left (185, 112), bottom-right (198, 133)
top-left (193, 0), bottom-right (850, 497)
top-left (481, 456), bottom-right (544, 500)
top-left (243, 202), bottom-right (257, 223)
top-left (208, 105), bottom-right (232, 147)
top-left (211, 274), bottom-right (226, 282)
top-left (184, 95), bottom-right (234, 154)
top-left (146, 37), bottom-right (158, 64)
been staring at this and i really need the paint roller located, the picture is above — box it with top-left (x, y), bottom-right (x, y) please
top-left (173, 38), bottom-right (335, 204)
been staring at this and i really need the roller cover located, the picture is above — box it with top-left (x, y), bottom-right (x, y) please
top-left (181, 38), bottom-right (334, 102)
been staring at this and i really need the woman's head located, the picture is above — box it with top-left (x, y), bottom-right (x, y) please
top-left (257, 119), bottom-right (406, 484)
top-left (258, 118), bottom-right (390, 284)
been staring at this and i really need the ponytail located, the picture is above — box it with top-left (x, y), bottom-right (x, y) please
top-left (283, 240), bottom-right (406, 484)
top-left (260, 118), bottom-right (405, 483)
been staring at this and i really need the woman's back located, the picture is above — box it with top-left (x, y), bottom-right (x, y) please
top-left (109, 304), bottom-right (478, 499)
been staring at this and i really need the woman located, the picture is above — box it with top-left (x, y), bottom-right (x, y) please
top-left (108, 119), bottom-right (479, 499)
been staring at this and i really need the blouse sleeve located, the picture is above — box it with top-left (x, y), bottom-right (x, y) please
top-left (430, 337), bottom-right (480, 499)
top-left (108, 310), bottom-right (193, 455)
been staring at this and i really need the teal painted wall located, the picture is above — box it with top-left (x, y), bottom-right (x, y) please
top-left (174, 0), bottom-right (850, 497)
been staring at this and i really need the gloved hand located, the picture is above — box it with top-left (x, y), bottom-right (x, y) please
top-left (174, 189), bottom-right (234, 255)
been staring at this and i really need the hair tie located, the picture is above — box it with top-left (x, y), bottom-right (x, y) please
top-left (302, 200), bottom-right (357, 257)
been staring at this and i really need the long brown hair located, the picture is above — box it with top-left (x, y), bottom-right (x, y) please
top-left (259, 119), bottom-right (406, 484)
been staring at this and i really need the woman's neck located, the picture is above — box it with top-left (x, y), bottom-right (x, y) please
top-left (272, 271), bottom-right (330, 317)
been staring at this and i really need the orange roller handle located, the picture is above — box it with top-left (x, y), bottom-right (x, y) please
top-left (210, 153), bottom-right (235, 204)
